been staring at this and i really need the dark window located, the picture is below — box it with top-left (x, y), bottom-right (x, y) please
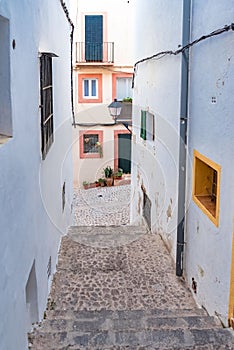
top-left (140, 110), bottom-right (146, 140)
top-left (83, 134), bottom-right (99, 153)
top-left (142, 186), bottom-right (151, 230)
top-left (62, 182), bottom-right (66, 212)
top-left (47, 256), bottom-right (52, 279)
top-left (0, 15), bottom-right (12, 143)
top-left (40, 53), bottom-right (57, 159)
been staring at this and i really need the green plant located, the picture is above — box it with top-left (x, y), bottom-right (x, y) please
top-left (122, 97), bottom-right (132, 103)
top-left (103, 166), bottom-right (113, 178)
top-left (114, 168), bottom-right (123, 178)
top-left (117, 168), bottom-right (123, 176)
top-left (82, 181), bottom-right (89, 186)
top-left (98, 178), bottom-right (106, 186)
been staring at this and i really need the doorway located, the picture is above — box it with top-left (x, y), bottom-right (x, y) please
top-left (25, 260), bottom-right (39, 331)
top-left (114, 130), bottom-right (131, 174)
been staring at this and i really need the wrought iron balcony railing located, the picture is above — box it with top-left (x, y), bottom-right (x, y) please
top-left (75, 42), bottom-right (114, 64)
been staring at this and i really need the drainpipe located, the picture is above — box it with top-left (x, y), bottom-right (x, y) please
top-left (59, 0), bottom-right (75, 127)
top-left (176, 0), bottom-right (191, 276)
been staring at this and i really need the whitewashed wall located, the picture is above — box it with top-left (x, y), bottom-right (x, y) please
top-left (185, 0), bottom-right (234, 326)
top-left (131, 0), bottom-right (183, 259)
top-left (131, 0), bottom-right (234, 326)
top-left (0, 1), bottom-right (73, 349)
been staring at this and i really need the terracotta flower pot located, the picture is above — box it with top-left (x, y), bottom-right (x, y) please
top-left (106, 178), bottom-right (113, 186)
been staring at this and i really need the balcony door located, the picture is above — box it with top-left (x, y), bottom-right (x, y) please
top-left (85, 15), bottom-right (103, 62)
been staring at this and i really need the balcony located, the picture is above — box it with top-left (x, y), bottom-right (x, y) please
top-left (75, 42), bottom-right (114, 65)
top-left (117, 102), bottom-right (132, 125)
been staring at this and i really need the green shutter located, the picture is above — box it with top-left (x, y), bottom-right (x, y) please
top-left (140, 110), bottom-right (146, 140)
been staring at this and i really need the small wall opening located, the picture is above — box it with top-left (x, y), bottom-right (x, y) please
top-left (0, 15), bottom-right (12, 143)
top-left (25, 261), bottom-right (39, 331)
top-left (142, 185), bottom-right (151, 230)
top-left (62, 182), bottom-right (66, 212)
top-left (192, 150), bottom-right (221, 226)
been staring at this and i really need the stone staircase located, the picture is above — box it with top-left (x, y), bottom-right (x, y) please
top-left (28, 226), bottom-right (234, 349)
top-left (29, 308), bottom-right (234, 349)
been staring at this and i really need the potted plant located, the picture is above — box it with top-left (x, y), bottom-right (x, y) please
top-left (82, 181), bottom-right (90, 190)
top-left (122, 97), bottom-right (132, 103)
top-left (98, 178), bottom-right (106, 187)
top-left (114, 168), bottom-right (123, 179)
top-left (89, 182), bottom-right (96, 189)
top-left (103, 166), bottom-right (114, 186)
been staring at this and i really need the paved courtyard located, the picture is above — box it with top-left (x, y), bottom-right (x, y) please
top-left (73, 184), bottom-right (131, 226)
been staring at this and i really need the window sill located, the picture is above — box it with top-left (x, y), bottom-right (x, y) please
top-left (0, 134), bottom-right (12, 146)
top-left (80, 153), bottom-right (101, 159)
top-left (193, 194), bottom-right (219, 227)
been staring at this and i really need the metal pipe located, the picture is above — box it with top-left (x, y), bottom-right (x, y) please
top-left (59, 0), bottom-right (76, 127)
top-left (176, 0), bottom-right (191, 276)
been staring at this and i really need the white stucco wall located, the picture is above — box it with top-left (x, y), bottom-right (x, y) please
top-left (131, 0), bottom-right (183, 258)
top-left (131, 0), bottom-right (234, 326)
top-left (185, 0), bottom-right (234, 326)
top-left (0, 1), bottom-right (73, 349)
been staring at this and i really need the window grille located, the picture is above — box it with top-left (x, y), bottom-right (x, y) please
top-left (83, 134), bottom-right (99, 153)
top-left (47, 256), bottom-right (52, 279)
top-left (40, 53), bottom-right (57, 159)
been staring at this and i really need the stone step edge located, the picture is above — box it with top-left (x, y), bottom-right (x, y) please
top-left (29, 328), bottom-right (234, 348)
top-left (32, 315), bottom-right (221, 335)
top-left (68, 225), bottom-right (148, 232)
top-left (45, 308), bottom-right (208, 320)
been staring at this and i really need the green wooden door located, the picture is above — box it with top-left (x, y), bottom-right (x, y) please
top-left (118, 134), bottom-right (131, 173)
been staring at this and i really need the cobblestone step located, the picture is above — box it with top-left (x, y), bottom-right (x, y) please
top-left (68, 225), bottom-right (148, 248)
top-left (46, 308), bottom-right (208, 321)
top-left (30, 308), bottom-right (234, 349)
top-left (29, 326), bottom-right (234, 349)
top-left (34, 316), bottom-right (221, 335)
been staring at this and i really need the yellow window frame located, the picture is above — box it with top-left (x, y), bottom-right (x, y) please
top-left (192, 150), bottom-right (221, 227)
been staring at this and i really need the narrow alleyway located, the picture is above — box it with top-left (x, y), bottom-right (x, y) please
top-left (28, 185), bottom-right (234, 349)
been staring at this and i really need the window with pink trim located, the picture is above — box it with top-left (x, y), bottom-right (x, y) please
top-left (80, 130), bottom-right (103, 158)
top-left (78, 74), bottom-right (102, 103)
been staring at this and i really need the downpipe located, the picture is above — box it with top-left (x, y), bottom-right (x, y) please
top-left (176, 0), bottom-right (191, 276)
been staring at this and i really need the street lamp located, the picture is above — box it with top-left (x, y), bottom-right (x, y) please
top-left (108, 98), bottom-right (122, 122)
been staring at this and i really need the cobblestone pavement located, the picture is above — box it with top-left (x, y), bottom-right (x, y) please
top-left (73, 185), bottom-right (131, 226)
top-left (28, 186), bottom-right (234, 349)
top-left (49, 231), bottom-right (196, 313)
